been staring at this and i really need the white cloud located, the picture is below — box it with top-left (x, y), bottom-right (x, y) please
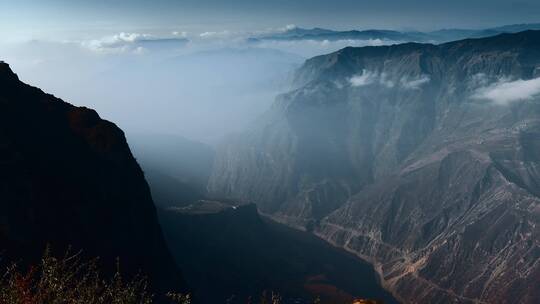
top-left (80, 32), bottom-right (188, 54)
top-left (81, 32), bottom-right (151, 53)
top-left (349, 69), bottom-right (378, 86)
top-left (349, 71), bottom-right (429, 89)
top-left (400, 75), bottom-right (431, 90)
top-left (199, 30), bottom-right (232, 39)
top-left (283, 24), bottom-right (297, 31)
top-left (473, 77), bottom-right (540, 105)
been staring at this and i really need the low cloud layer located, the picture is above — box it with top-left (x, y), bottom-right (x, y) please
top-left (81, 32), bottom-right (188, 54)
top-left (76, 25), bottom-right (402, 58)
top-left (472, 76), bottom-right (540, 104)
top-left (199, 30), bottom-right (233, 39)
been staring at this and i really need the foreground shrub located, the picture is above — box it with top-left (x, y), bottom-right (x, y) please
top-left (0, 248), bottom-right (383, 304)
top-left (0, 248), bottom-right (190, 304)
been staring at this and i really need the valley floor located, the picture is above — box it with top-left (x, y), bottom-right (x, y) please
top-left (159, 203), bottom-right (398, 304)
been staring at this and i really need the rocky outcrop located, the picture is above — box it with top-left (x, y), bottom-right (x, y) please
top-left (0, 61), bottom-right (185, 295)
top-left (209, 31), bottom-right (540, 303)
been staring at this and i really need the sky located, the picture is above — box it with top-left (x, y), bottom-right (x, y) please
top-left (1, 0), bottom-right (540, 41)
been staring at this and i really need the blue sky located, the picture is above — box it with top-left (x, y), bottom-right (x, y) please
top-left (1, 0), bottom-right (540, 41)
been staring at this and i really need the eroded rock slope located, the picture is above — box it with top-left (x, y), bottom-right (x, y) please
top-left (209, 31), bottom-right (540, 303)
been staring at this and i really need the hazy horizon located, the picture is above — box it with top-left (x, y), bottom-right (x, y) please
top-left (2, 0), bottom-right (540, 42)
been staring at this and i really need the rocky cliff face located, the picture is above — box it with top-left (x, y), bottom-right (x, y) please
top-left (208, 31), bottom-right (540, 303)
top-left (0, 61), bottom-right (184, 295)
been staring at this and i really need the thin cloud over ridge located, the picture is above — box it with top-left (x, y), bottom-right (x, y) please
top-left (349, 70), bottom-right (379, 87)
top-left (349, 70), bottom-right (430, 89)
top-left (400, 75), bottom-right (431, 90)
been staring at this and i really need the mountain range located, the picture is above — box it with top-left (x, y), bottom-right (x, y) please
top-left (209, 30), bottom-right (540, 303)
top-left (249, 23), bottom-right (540, 44)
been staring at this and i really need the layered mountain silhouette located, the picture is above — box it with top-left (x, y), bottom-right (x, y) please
top-left (249, 23), bottom-right (540, 44)
top-left (0, 61), bottom-right (185, 296)
top-left (209, 31), bottom-right (540, 303)
top-left (250, 28), bottom-right (428, 43)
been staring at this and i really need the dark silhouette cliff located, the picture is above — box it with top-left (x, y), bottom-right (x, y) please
top-left (0, 61), bottom-right (185, 295)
